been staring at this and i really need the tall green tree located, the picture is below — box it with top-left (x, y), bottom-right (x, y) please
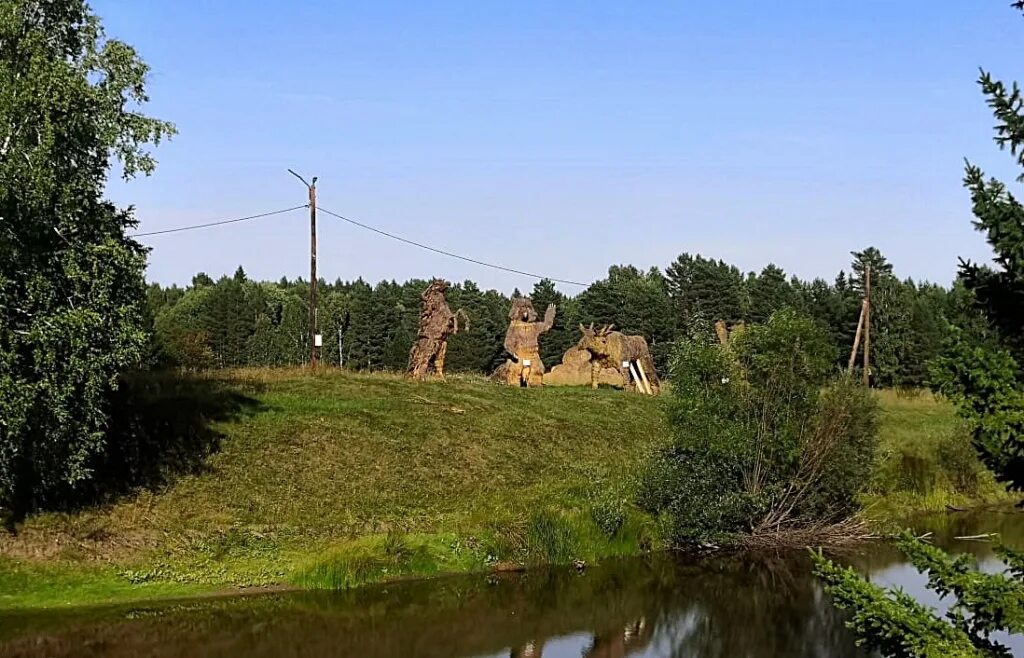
top-left (815, 7), bottom-right (1024, 658)
top-left (665, 253), bottom-right (746, 329)
top-left (206, 269), bottom-right (257, 367)
top-left (0, 1), bottom-right (174, 516)
top-left (446, 281), bottom-right (507, 373)
top-left (939, 5), bottom-right (1024, 494)
top-left (850, 246), bottom-right (893, 294)
top-left (745, 263), bottom-right (795, 324)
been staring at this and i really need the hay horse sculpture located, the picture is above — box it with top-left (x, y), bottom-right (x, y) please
top-left (577, 323), bottom-right (660, 394)
top-left (406, 279), bottom-right (469, 379)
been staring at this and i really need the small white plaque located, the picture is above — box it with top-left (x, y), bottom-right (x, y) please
top-left (314, 334), bottom-right (323, 347)
top-left (622, 361), bottom-right (630, 369)
top-left (522, 359), bottom-right (532, 367)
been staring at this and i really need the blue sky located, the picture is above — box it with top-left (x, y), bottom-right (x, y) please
top-left (97, 0), bottom-right (1022, 293)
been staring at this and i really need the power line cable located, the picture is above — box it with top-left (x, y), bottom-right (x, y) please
top-left (318, 206), bottom-right (588, 287)
top-left (131, 205), bottom-right (308, 237)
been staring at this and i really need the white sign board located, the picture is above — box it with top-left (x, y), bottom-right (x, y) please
top-left (314, 334), bottom-right (323, 347)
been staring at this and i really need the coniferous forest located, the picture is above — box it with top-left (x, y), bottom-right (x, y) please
top-left (146, 245), bottom-right (979, 387)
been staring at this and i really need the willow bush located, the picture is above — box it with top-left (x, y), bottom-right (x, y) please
top-left (637, 310), bottom-right (879, 548)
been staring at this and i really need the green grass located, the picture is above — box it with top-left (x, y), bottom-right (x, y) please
top-left (860, 389), bottom-right (1017, 520)
top-left (0, 558), bottom-right (207, 610)
top-left (0, 369), bottom-right (668, 609)
top-left (0, 371), bottom-right (1015, 611)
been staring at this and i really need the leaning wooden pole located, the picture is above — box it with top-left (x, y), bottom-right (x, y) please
top-left (847, 299), bottom-right (867, 373)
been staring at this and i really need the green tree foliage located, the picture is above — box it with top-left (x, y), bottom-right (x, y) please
top-left (851, 246), bottom-right (894, 294)
top-left (931, 332), bottom-right (1024, 493)
top-left (814, 532), bottom-right (1024, 658)
top-left (637, 310), bottom-right (878, 547)
top-left (795, 273), bottom-right (863, 369)
top-left (529, 278), bottom-right (578, 368)
top-left (930, 3), bottom-right (1024, 495)
top-left (745, 263), bottom-right (795, 324)
top-left (0, 1), bottom-right (174, 515)
top-left (441, 280), bottom-right (503, 373)
top-left (148, 248), bottom-right (962, 388)
top-left (665, 253), bottom-right (746, 330)
top-left (814, 8), bottom-right (1024, 657)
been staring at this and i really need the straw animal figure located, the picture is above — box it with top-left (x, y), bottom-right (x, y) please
top-left (577, 323), bottom-right (660, 393)
top-left (407, 279), bottom-right (469, 379)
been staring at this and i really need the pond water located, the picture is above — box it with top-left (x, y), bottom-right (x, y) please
top-left (1, 511), bottom-right (1021, 658)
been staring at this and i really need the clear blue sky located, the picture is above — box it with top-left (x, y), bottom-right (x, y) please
top-left (96, 0), bottom-right (1022, 294)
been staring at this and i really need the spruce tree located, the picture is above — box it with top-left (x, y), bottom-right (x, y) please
top-left (746, 264), bottom-right (794, 324)
top-left (850, 246), bottom-right (893, 294)
top-left (816, 7), bottom-right (1024, 656)
top-left (665, 253), bottom-right (745, 331)
top-left (935, 7), bottom-right (1024, 492)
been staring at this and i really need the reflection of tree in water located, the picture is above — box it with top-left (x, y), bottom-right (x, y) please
top-left (646, 552), bottom-right (863, 658)
top-left (6, 513), bottom-right (1022, 657)
top-left (0, 552), bottom-right (867, 658)
top-left (504, 553), bottom-right (860, 658)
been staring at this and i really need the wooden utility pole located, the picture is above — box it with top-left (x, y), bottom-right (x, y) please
top-left (288, 169), bottom-right (319, 368)
top-left (847, 299), bottom-right (867, 373)
top-left (863, 265), bottom-right (871, 386)
top-left (308, 179), bottom-right (319, 367)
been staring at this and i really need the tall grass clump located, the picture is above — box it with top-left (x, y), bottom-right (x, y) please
top-left (292, 533), bottom-right (449, 590)
top-left (637, 310), bottom-right (880, 548)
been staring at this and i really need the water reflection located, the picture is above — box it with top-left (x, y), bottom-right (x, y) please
top-left (0, 510), bottom-right (1020, 658)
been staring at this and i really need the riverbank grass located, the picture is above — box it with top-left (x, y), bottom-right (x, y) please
top-left (860, 389), bottom-right (1016, 519)
top-left (0, 558), bottom-right (206, 610)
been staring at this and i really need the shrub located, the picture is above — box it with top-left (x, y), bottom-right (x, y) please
top-left (936, 431), bottom-right (983, 495)
top-left (638, 309), bottom-right (879, 548)
top-left (589, 495), bottom-right (627, 539)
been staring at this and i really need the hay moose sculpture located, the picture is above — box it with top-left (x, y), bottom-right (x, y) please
top-left (577, 323), bottom-right (660, 394)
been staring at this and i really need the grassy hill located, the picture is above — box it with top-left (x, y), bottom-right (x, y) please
top-left (0, 370), bottom-right (1013, 610)
top-left (0, 369), bottom-right (669, 609)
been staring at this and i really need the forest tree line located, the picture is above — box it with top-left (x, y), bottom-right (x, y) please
top-left (146, 246), bottom-right (978, 388)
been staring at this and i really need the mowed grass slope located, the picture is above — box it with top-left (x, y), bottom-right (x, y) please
top-left (0, 369), bottom-right (669, 606)
top-left (135, 369), bottom-right (665, 534)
